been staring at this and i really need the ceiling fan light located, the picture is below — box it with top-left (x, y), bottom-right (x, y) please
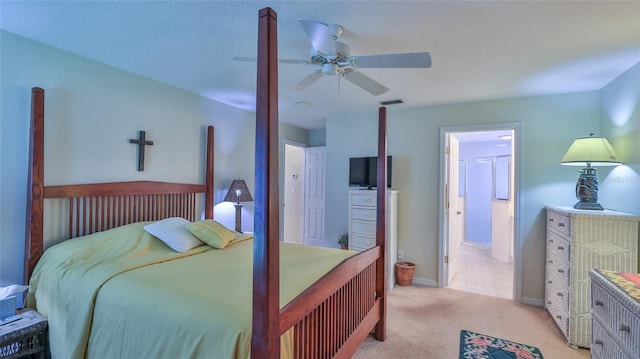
top-left (329, 24), bottom-right (343, 40)
top-left (322, 63), bottom-right (338, 76)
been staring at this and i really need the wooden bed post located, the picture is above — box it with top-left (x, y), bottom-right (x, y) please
top-left (375, 106), bottom-right (388, 340)
top-left (252, 7), bottom-right (280, 359)
top-left (205, 125), bottom-right (214, 219)
top-left (24, 87), bottom-right (45, 285)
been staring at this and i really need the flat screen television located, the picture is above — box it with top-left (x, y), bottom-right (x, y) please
top-left (349, 156), bottom-right (392, 189)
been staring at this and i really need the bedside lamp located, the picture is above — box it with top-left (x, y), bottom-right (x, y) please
top-left (224, 179), bottom-right (253, 232)
top-left (560, 134), bottom-right (620, 210)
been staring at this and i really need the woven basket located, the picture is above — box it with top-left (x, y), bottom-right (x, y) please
top-left (396, 262), bottom-right (415, 286)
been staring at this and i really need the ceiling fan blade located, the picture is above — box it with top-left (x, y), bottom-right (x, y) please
top-left (294, 70), bottom-right (323, 90)
top-left (299, 19), bottom-right (336, 56)
top-left (232, 56), bottom-right (311, 65)
top-left (342, 69), bottom-right (390, 96)
top-left (350, 52), bottom-right (432, 68)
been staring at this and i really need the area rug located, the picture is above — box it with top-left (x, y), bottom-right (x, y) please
top-left (459, 330), bottom-right (544, 359)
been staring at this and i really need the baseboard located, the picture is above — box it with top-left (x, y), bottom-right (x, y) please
top-left (410, 277), bottom-right (438, 287)
top-left (521, 296), bottom-right (544, 307)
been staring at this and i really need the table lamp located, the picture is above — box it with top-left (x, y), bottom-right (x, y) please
top-left (560, 134), bottom-right (620, 210)
top-left (224, 179), bottom-right (253, 232)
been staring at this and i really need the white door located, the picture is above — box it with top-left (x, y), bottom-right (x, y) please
top-left (283, 143), bottom-right (305, 244)
top-left (304, 147), bottom-right (326, 246)
top-left (446, 134), bottom-right (461, 285)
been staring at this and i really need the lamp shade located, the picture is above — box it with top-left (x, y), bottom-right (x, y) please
top-left (560, 136), bottom-right (621, 167)
top-left (224, 179), bottom-right (253, 203)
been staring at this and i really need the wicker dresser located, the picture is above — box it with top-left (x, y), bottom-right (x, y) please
top-left (544, 206), bottom-right (639, 348)
top-left (589, 269), bottom-right (640, 359)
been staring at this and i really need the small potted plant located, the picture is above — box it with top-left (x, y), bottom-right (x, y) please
top-left (337, 233), bottom-right (349, 250)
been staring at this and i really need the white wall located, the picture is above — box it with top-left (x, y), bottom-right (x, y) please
top-left (0, 31), bottom-right (260, 286)
top-left (326, 91), bottom-right (604, 303)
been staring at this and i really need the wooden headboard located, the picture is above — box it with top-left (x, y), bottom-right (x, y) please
top-left (24, 87), bottom-right (215, 283)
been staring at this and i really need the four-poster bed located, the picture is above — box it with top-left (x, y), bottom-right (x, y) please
top-left (23, 7), bottom-right (389, 359)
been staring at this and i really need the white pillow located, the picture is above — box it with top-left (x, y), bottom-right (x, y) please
top-left (143, 217), bottom-right (204, 252)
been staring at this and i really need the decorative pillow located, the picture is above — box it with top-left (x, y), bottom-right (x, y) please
top-left (143, 217), bottom-right (204, 252)
top-left (186, 219), bottom-right (237, 249)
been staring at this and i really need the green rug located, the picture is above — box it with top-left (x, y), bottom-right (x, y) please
top-left (459, 330), bottom-right (544, 359)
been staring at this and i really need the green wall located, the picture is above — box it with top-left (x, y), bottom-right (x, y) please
top-left (325, 90), bottom-right (625, 304)
top-left (599, 62), bottom-right (640, 215)
top-left (0, 31), bottom-right (310, 286)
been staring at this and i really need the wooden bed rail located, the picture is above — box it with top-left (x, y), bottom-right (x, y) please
top-left (280, 247), bottom-right (381, 359)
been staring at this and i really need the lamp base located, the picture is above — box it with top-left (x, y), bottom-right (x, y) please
top-left (234, 204), bottom-right (243, 232)
top-left (573, 201), bottom-right (603, 211)
top-left (573, 167), bottom-right (603, 211)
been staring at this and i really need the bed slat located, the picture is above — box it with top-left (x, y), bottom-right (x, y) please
top-left (60, 192), bottom-right (200, 239)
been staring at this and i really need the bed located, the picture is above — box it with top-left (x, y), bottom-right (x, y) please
top-left (23, 7), bottom-right (389, 359)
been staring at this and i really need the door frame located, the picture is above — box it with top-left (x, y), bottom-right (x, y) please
top-left (437, 122), bottom-right (523, 302)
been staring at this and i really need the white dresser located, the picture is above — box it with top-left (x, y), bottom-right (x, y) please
top-left (544, 206), bottom-right (639, 348)
top-left (589, 269), bottom-right (640, 359)
top-left (348, 189), bottom-right (398, 290)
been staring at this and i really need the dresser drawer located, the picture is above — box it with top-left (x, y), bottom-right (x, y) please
top-left (350, 220), bottom-right (376, 236)
top-left (591, 317), bottom-right (633, 359)
top-left (546, 255), bottom-right (569, 288)
top-left (547, 210), bottom-right (571, 237)
top-left (546, 230), bottom-right (570, 264)
top-left (546, 273), bottom-right (569, 312)
top-left (350, 235), bottom-right (375, 250)
top-left (591, 280), bottom-right (640, 358)
top-left (349, 192), bottom-right (376, 207)
top-left (547, 300), bottom-right (569, 337)
top-left (350, 207), bottom-right (376, 221)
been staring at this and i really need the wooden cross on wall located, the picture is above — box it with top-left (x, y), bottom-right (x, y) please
top-left (129, 131), bottom-right (154, 171)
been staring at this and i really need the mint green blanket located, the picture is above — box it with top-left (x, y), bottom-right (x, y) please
top-left (27, 222), bottom-right (354, 359)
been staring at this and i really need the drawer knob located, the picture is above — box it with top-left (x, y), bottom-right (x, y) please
top-left (548, 239), bottom-right (554, 244)
top-left (546, 301), bottom-right (552, 305)
top-left (619, 324), bottom-right (630, 332)
top-left (557, 246), bottom-right (565, 251)
top-left (594, 300), bottom-right (604, 307)
top-left (558, 223), bottom-right (565, 227)
top-left (557, 292), bottom-right (564, 297)
top-left (557, 269), bottom-right (564, 274)
top-left (556, 314), bottom-right (563, 320)
top-left (549, 218), bottom-right (555, 222)
top-left (594, 339), bottom-right (603, 346)
top-left (547, 280), bottom-right (553, 284)
top-left (548, 260), bottom-right (553, 264)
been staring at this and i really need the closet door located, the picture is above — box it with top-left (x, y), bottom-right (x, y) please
top-left (304, 147), bottom-right (326, 246)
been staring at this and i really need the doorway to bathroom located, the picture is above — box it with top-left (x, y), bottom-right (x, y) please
top-left (440, 125), bottom-right (520, 301)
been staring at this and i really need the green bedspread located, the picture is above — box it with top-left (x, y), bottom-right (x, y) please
top-left (26, 222), bottom-right (354, 359)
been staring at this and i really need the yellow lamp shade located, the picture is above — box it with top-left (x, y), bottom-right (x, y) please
top-left (560, 136), bottom-right (621, 167)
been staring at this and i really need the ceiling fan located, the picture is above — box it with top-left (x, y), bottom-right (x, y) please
top-left (233, 19), bottom-right (431, 96)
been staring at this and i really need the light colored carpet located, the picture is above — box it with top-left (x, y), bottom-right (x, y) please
top-left (353, 286), bottom-right (590, 358)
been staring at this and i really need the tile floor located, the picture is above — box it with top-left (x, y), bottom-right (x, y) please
top-left (448, 241), bottom-right (514, 299)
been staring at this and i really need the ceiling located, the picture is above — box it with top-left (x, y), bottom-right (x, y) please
top-left (1, 1), bottom-right (639, 130)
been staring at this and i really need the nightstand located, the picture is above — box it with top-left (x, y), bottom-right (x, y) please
top-left (0, 310), bottom-right (49, 358)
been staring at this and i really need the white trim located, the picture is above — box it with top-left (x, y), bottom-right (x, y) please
top-left (411, 277), bottom-right (438, 287)
top-left (438, 122), bottom-right (523, 303)
top-left (521, 296), bottom-right (544, 307)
